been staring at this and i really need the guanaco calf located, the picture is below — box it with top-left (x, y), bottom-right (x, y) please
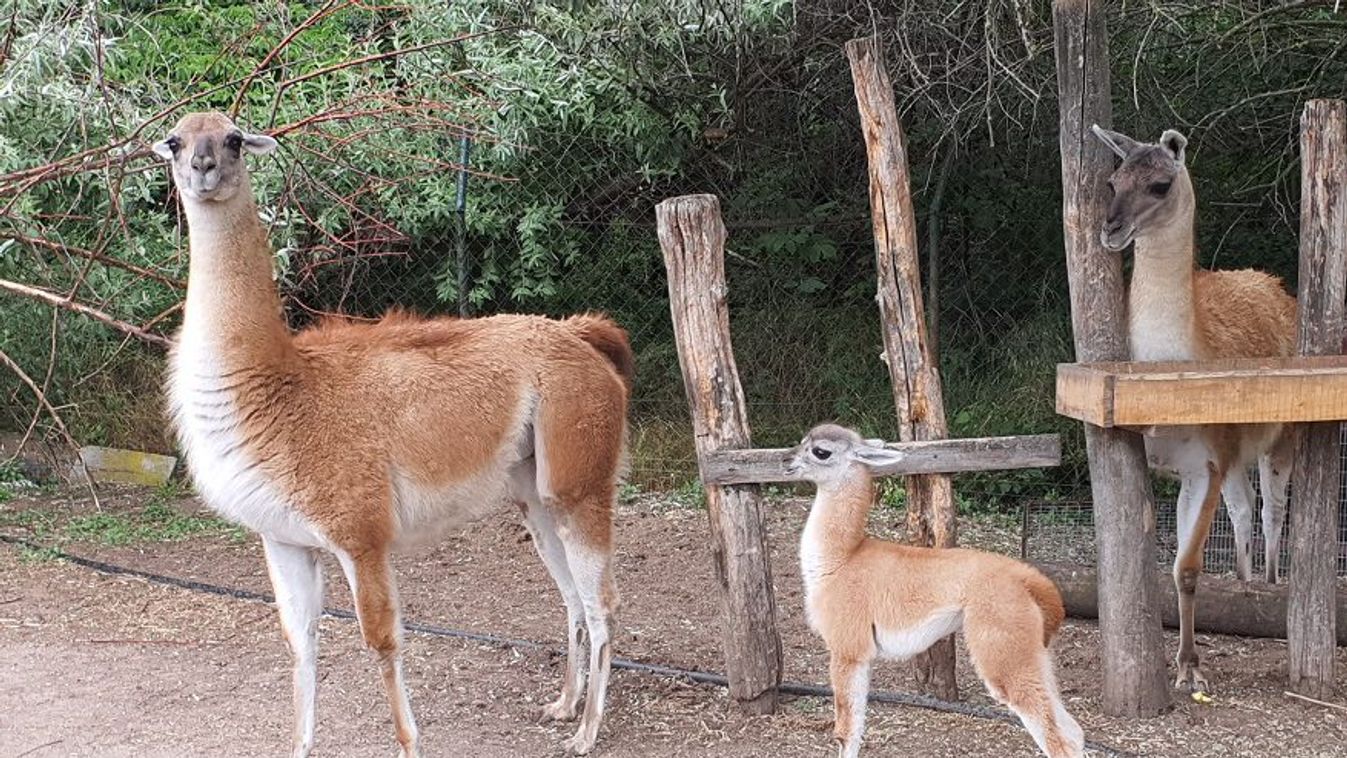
top-left (785, 424), bottom-right (1083, 758)
top-left (154, 112), bottom-right (632, 756)
top-left (1092, 124), bottom-right (1297, 692)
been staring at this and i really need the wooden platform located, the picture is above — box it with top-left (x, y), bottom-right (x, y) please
top-left (1056, 356), bottom-right (1347, 427)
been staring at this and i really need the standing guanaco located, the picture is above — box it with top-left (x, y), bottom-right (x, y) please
top-left (785, 424), bottom-right (1084, 758)
top-left (155, 112), bottom-right (632, 756)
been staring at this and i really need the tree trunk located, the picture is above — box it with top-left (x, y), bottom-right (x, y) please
top-left (1053, 0), bottom-right (1171, 717)
top-left (656, 194), bottom-right (782, 713)
top-left (1288, 98), bottom-right (1347, 700)
top-left (845, 35), bottom-right (958, 701)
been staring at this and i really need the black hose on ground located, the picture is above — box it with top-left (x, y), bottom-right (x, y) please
top-left (0, 534), bottom-right (1131, 756)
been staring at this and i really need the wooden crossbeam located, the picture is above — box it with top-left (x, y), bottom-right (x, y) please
top-left (701, 434), bottom-right (1060, 485)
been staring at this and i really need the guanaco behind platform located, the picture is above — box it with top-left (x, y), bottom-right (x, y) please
top-left (785, 424), bottom-right (1084, 758)
top-left (1092, 124), bottom-right (1297, 693)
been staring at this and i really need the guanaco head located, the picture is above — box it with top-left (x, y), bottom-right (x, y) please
top-left (783, 424), bottom-right (904, 486)
top-left (152, 112), bottom-right (277, 203)
top-left (1091, 125), bottom-right (1194, 252)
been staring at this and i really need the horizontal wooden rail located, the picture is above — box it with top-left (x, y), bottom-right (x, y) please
top-left (701, 434), bottom-right (1060, 485)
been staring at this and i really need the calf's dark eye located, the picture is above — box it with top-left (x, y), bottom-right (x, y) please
top-left (224, 133), bottom-right (243, 152)
top-left (1148, 181), bottom-right (1172, 197)
top-left (811, 447), bottom-right (831, 460)
top-left (166, 136), bottom-right (181, 153)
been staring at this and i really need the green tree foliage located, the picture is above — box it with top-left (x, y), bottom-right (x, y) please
top-left (1, 1), bottom-right (1343, 499)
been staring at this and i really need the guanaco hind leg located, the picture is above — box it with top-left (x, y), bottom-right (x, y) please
top-left (965, 603), bottom-right (1083, 757)
top-left (1258, 437), bottom-right (1294, 583)
top-left (1220, 470), bottom-right (1256, 582)
top-left (518, 497), bottom-right (588, 722)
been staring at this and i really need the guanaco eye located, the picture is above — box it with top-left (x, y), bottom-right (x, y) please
top-left (811, 447), bottom-right (832, 460)
top-left (1148, 181), bottom-right (1172, 197)
top-left (224, 132), bottom-right (243, 152)
top-left (165, 135), bottom-right (182, 154)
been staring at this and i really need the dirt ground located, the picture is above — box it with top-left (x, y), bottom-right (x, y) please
top-left (3, 487), bottom-right (1346, 757)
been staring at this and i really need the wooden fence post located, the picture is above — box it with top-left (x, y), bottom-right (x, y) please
top-left (844, 34), bottom-right (958, 701)
top-left (1052, 0), bottom-right (1171, 716)
top-left (1288, 98), bottom-right (1347, 700)
top-left (656, 194), bottom-right (782, 713)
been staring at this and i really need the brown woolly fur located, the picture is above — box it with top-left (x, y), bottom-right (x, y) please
top-left (157, 112), bottom-right (628, 758)
top-left (786, 424), bottom-right (1083, 758)
top-left (563, 312), bottom-right (636, 391)
top-left (1192, 270), bottom-right (1297, 358)
top-left (1025, 573), bottom-right (1066, 646)
top-left (1093, 124), bottom-right (1298, 695)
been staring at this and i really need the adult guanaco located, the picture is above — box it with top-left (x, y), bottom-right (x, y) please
top-left (1092, 124), bottom-right (1297, 692)
top-left (154, 112), bottom-right (632, 756)
top-left (785, 424), bottom-right (1084, 758)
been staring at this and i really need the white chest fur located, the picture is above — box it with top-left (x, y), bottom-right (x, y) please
top-left (1129, 294), bottom-right (1196, 362)
top-left (798, 499), bottom-right (832, 597)
top-left (168, 339), bottom-right (323, 547)
top-left (1127, 250), bottom-right (1199, 362)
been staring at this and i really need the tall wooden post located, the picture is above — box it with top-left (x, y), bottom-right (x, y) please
top-left (1288, 99), bottom-right (1347, 700)
top-left (656, 194), bottom-right (782, 713)
top-left (844, 34), bottom-right (958, 701)
top-left (1053, 0), bottom-right (1171, 716)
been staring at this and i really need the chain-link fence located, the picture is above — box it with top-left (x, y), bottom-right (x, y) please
top-left (2, 3), bottom-right (1345, 579)
top-left (1024, 426), bottom-right (1347, 576)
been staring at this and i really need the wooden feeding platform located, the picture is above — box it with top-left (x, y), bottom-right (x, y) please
top-left (1056, 356), bottom-right (1347, 427)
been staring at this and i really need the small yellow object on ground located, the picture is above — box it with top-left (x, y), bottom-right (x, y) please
top-left (1191, 691), bottom-right (1214, 705)
top-left (77, 446), bottom-right (177, 486)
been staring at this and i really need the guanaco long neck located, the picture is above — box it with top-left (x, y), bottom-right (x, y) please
top-left (800, 473), bottom-right (874, 588)
top-left (180, 187), bottom-right (291, 365)
top-left (1128, 178), bottom-right (1200, 362)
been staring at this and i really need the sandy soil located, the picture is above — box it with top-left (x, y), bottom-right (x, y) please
top-left (2, 488), bottom-right (1346, 757)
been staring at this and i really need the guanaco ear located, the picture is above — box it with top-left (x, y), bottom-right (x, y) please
top-left (1090, 124), bottom-right (1138, 159)
top-left (151, 139), bottom-right (176, 162)
top-left (1159, 129), bottom-right (1187, 164)
top-left (852, 443), bottom-right (905, 468)
top-left (241, 131), bottom-right (278, 156)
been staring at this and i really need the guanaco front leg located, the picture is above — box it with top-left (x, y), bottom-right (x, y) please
top-left (338, 550), bottom-right (420, 758)
top-left (1173, 461), bottom-right (1224, 693)
top-left (1258, 434), bottom-right (1294, 583)
top-left (829, 655), bottom-right (872, 758)
top-left (1220, 470), bottom-right (1256, 582)
top-left (262, 538), bottom-right (323, 758)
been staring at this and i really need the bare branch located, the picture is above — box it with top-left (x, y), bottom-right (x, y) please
top-left (0, 278), bottom-right (171, 348)
top-left (0, 346), bottom-right (101, 509)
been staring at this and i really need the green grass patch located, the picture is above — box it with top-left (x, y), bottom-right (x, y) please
top-left (0, 481), bottom-right (245, 548)
top-left (669, 478), bottom-right (707, 509)
top-left (63, 500), bottom-right (244, 546)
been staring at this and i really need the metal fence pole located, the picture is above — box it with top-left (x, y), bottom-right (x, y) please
top-left (455, 135), bottom-right (472, 317)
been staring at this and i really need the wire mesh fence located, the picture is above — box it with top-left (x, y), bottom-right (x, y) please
top-left (2, 3), bottom-right (1345, 581)
top-left (1023, 425), bottom-right (1347, 576)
